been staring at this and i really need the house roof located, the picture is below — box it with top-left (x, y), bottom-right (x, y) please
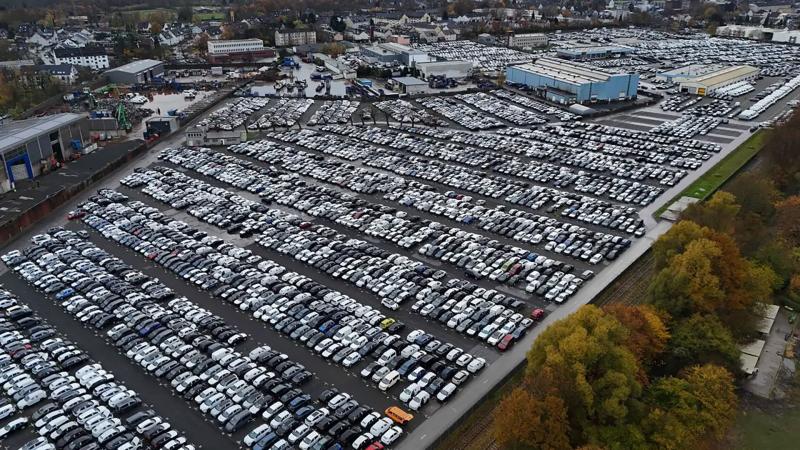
top-left (54, 46), bottom-right (105, 58)
top-left (35, 64), bottom-right (76, 76)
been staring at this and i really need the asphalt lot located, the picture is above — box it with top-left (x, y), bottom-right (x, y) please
top-left (0, 76), bottom-right (793, 450)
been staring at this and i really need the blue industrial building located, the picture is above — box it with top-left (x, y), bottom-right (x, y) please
top-left (506, 57), bottom-right (639, 105)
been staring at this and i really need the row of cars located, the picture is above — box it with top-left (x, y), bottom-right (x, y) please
top-left (76, 202), bottom-right (418, 449)
top-left (7, 229), bottom-right (268, 437)
top-left (415, 96), bottom-right (505, 130)
top-left (122, 163), bottom-right (505, 418)
top-left (373, 100), bottom-right (447, 127)
top-left (492, 89), bottom-right (579, 121)
top-left (159, 144), bottom-right (596, 310)
top-left (199, 98), bottom-right (270, 131)
top-left (87, 179), bottom-right (494, 446)
top-left (455, 92), bottom-right (547, 126)
top-left (249, 99), bottom-right (314, 130)
top-left (0, 285), bottom-right (193, 450)
top-left (307, 100), bottom-right (360, 126)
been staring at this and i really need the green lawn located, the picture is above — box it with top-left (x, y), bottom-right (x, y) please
top-left (193, 12), bottom-right (226, 21)
top-left (734, 405), bottom-right (800, 450)
top-left (655, 130), bottom-right (766, 217)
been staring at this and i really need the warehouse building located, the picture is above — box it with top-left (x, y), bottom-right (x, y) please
top-left (417, 60), bottom-right (473, 80)
top-left (0, 113), bottom-right (89, 191)
top-left (105, 59), bottom-right (165, 85)
top-left (388, 77), bottom-right (428, 94)
top-left (508, 33), bottom-right (548, 50)
top-left (506, 57), bottom-right (639, 104)
top-left (678, 65), bottom-right (759, 96)
top-left (361, 43), bottom-right (431, 66)
top-left (206, 39), bottom-right (275, 63)
top-left (274, 30), bottom-right (317, 47)
top-left (656, 64), bottom-right (720, 83)
top-left (556, 45), bottom-right (634, 61)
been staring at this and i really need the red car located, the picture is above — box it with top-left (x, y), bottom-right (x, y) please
top-left (531, 308), bottom-right (545, 321)
top-left (66, 210), bottom-right (86, 220)
top-left (497, 334), bottom-right (514, 352)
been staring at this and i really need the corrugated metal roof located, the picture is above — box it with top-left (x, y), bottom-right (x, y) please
top-left (106, 59), bottom-right (163, 75)
top-left (691, 65), bottom-right (759, 87)
top-left (511, 57), bottom-right (617, 85)
top-left (0, 113), bottom-right (84, 153)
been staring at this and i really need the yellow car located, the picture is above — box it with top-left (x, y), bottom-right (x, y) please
top-left (380, 318), bottom-right (396, 329)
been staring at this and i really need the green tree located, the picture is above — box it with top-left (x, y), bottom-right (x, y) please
top-left (644, 364), bottom-right (737, 450)
top-left (525, 305), bottom-right (644, 447)
top-left (178, 6), bottom-right (193, 23)
top-left (680, 191), bottom-right (740, 235)
top-left (665, 314), bottom-right (740, 374)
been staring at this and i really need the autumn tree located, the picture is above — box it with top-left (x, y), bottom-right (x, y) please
top-left (492, 385), bottom-right (571, 450)
top-left (604, 304), bottom-right (669, 373)
top-left (664, 314), bottom-right (740, 374)
top-left (525, 306), bottom-right (644, 447)
top-left (649, 220), bottom-right (776, 334)
top-left (644, 364), bottom-right (737, 450)
top-left (774, 195), bottom-right (800, 247)
top-left (762, 114), bottom-right (800, 192)
top-left (680, 191), bottom-right (740, 235)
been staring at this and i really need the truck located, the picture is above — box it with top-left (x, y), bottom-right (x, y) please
top-left (211, 67), bottom-right (223, 77)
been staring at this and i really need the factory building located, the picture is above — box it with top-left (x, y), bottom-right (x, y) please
top-left (655, 64), bottom-right (719, 83)
top-left (361, 43), bottom-right (431, 66)
top-left (388, 77), bottom-right (428, 94)
top-left (555, 45), bottom-right (634, 60)
top-left (508, 33), bottom-right (548, 49)
top-left (0, 113), bottom-right (90, 192)
top-left (417, 61), bottom-right (473, 80)
top-left (678, 65), bottom-right (759, 96)
top-left (206, 39), bottom-right (275, 63)
top-left (274, 30), bottom-right (317, 47)
top-left (506, 57), bottom-right (639, 104)
top-left (105, 59), bottom-right (165, 85)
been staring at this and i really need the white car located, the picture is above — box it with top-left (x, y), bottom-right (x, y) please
top-left (409, 391), bottom-right (430, 411)
top-left (399, 383), bottom-right (420, 403)
top-left (466, 357), bottom-right (486, 373)
top-left (380, 426), bottom-right (403, 445)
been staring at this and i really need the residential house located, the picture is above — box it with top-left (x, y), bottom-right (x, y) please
top-left (53, 46), bottom-right (109, 70)
top-left (33, 64), bottom-right (79, 84)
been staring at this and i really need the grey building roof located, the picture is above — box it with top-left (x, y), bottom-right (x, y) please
top-left (105, 59), bottom-right (163, 75)
top-left (35, 64), bottom-right (76, 76)
top-left (54, 46), bottom-right (106, 58)
top-left (0, 113), bottom-right (84, 154)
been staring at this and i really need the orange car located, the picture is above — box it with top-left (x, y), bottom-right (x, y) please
top-left (385, 406), bottom-right (414, 425)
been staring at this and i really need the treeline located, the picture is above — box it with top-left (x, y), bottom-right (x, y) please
top-left (0, 69), bottom-right (64, 117)
top-left (492, 114), bottom-right (800, 450)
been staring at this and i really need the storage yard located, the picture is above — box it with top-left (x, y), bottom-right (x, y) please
top-left (0, 28), bottom-right (798, 450)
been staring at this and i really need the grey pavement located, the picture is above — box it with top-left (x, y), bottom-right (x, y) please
top-left (745, 309), bottom-right (797, 399)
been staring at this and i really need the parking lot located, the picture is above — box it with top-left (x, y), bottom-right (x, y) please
top-left (1, 34), bottom-right (798, 448)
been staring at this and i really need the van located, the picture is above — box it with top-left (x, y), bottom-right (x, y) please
top-left (384, 406), bottom-right (414, 425)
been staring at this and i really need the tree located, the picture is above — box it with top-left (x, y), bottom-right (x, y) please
top-left (148, 12), bottom-right (165, 35)
top-left (665, 314), bottom-right (740, 374)
top-left (762, 114), bottom-right (800, 192)
top-left (178, 6), bottom-right (193, 23)
top-left (604, 305), bottom-right (669, 371)
top-left (492, 386), bottom-right (571, 450)
top-left (525, 306), bottom-right (643, 447)
top-left (321, 42), bottom-right (345, 57)
top-left (680, 191), bottom-right (740, 235)
top-left (644, 364), bottom-right (737, 450)
top-left (775, 196), bottom-right (800, 247)
top-left (451, 0), bottom-right (476, 16)
top-left (651, 220), bottom-right (708, 269)
top-left (726, 172), bottom-right (779, 219)
top-left (329, 15), bottom-right (346, 32)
